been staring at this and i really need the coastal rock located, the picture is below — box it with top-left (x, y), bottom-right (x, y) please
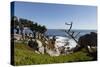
top-left (78, 32), bottom-right (97, 48)
top-left (28, 39), bottom-right (45, 54)
top-left (78, 32), bottom-right (97, 60)
top-left (28, 39), bottom-right (39, 51)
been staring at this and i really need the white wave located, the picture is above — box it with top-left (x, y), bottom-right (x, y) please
top-left (55, 36), bottom-right (77, 49)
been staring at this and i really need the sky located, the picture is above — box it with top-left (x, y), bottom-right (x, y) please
top-left (12, 1), bottom-right (97, 30)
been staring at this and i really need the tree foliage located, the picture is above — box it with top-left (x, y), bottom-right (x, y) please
top-left (11, 16), bottom-right (47, 34)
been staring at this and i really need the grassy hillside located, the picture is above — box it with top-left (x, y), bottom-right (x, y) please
top-left (14, 42), bottom-right (93, 66)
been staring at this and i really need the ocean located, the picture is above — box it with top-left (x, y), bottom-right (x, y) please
top-left (14, 28), bottom-right (97, 48)
top-left (45, 29), bottom-right (97, 40)
top-left (14, 28), bottom-right (97, 40)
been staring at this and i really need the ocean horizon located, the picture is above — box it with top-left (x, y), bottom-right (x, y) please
top-left (45, 29), bottom-right (97, 39)
top-left (14, 28), bottom-right (97, 39)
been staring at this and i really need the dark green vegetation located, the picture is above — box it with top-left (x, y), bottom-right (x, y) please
top-left (14, 42), bottom-right (93, 66)
top-left (11, 16), bottom-right (47, 38)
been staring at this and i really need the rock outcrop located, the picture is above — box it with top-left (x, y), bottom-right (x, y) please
top-left (78, 32), bottom-right (97, 47)
top-left (78, 32), bottom-right (97, 60)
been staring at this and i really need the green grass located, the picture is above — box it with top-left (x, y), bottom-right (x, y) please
top-left (14, 42), bottom-right (93, 66)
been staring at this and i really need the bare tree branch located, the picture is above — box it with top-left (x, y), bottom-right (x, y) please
top-left (64, 30), bottom-right (78, 44)
top-left (71, 31), bottom-right (75, 36)
top-left (64, 22), bottom-right (79, 44)
top-left (74, 32), bottom-right (80, 38)
top-left (65, 22), bottom-right (71, 25)
top-left (65, 22), bottom-right (73, 32)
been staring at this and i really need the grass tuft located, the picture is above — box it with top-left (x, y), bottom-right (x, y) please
top-left (14, 42), bottom-right (93, 66)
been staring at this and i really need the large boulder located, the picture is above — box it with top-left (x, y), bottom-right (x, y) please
top-left (78, 32), bottom-right (97, 48)
top-left (28, 39), bottom-right (38, 51)
top-left (14, 34), bottom-right (22, 41)
top-left (78, 32), bottom-right (97, 60)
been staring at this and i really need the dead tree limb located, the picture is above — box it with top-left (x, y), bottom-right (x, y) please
top-left (71, 31), bottom-right (75, 36)
top-left (75, 32), bottom-right (80, 38)
top-left (65, 30), bottom-right (78, 44)
top-left (65, 22), bottom-right (72, 32)
top-left (64, 22), bottom-right (80, 45)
